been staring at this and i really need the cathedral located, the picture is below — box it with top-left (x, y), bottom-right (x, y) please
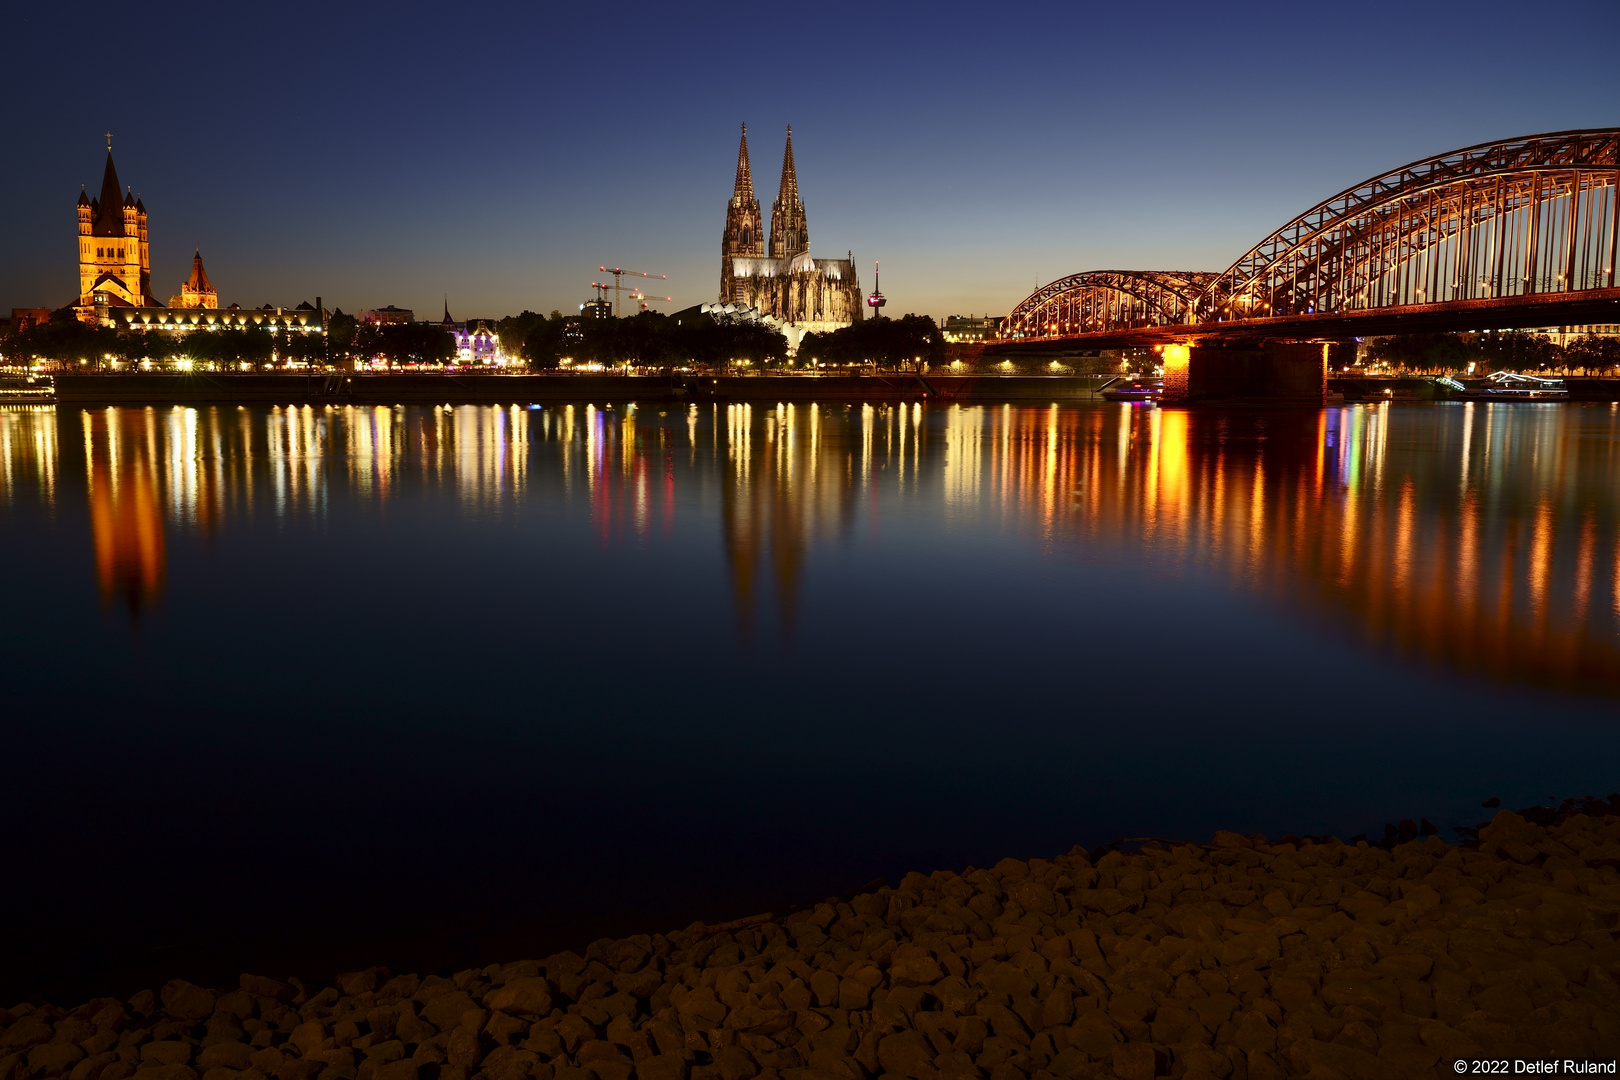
top-left (76, 148), bottom-right (160, 316)
top-left (720, 126), bottom-right (861, 338)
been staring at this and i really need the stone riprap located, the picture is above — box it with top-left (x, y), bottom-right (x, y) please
top-left (3, 810), bottom-right (1618, 1080)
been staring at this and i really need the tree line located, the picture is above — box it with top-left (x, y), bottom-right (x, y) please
top-left (0, 308), bottom-right (456, 367)
top-left (494, 310), bottom-right (790, 368)
top-left (5, 305), bottom-right (943, 370)
top-left (494, 310), bottom-right (946, 369)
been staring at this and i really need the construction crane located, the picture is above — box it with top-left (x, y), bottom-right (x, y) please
top-left (598, 267), bottom-right (667, 318)
top-left (630, 288), bottom-right (673, 313)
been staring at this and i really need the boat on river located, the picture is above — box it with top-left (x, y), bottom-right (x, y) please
top-left (1101, 380), bottom-right (1163, 403)
top-left (1459, 371), bottom-right (1566, 401)
top-left (0, 375), bottom-right (55, 405)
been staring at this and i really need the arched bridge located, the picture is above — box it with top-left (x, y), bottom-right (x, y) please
top-left (996, 128), bottom-right (1620, 350)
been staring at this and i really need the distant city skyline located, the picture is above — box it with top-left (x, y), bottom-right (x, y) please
top-left (2, 0), bottom-right (1617, 323)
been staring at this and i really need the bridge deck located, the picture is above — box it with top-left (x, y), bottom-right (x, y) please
top-left (989, 288), bottom-right (1620, 352)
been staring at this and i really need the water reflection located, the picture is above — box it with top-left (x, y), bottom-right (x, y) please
top-left (83, 409), bottom-right (164, 613)
top-left (0, 407), bottom-right (57, 508)
top-left (4, 400), bottom-right (1620, 692)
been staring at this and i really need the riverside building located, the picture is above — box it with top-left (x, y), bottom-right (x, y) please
top-left (942, 315), bottom-right (1005, 343)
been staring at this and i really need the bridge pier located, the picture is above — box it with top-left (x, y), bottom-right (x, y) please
top-left (1162, 342), bottom-right (1347, 405)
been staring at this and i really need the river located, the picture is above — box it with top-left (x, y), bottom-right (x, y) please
top-left (1, 400), bottom-right (1616, 1003)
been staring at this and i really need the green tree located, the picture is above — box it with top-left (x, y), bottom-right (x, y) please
top-left (113, 329), bottom-right (177, 364)
top-left (1364, 333), bottom-right (1471, 371)
top-left (1559, 334), bottom-right (1620, 372)
top-left (375, 323), bottom-right (455, 365)
top-left (497, 310), bottom-right (549, 358)
top-left (15, 316), bottom-right (120, 365)
top-left (522, 313), bottom-right (576, 368)
top-left (326, 310), bottom-right (359, 364)
top-left (799, 314), bottom-right (944, 368)
top-left (1470, 331), bottom-right (1559, 372)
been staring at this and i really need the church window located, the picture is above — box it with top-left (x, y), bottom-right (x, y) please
top-left (96, 248), bottom-right (103, 257)
top-left (742, 228), bottom-right (751, 247)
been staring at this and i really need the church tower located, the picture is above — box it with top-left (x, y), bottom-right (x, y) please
top-left (768, 126), bottom-right (809, 260)
top-left (720, 125), bottom-right (764, 303)
top-left (170, 248), bottom-right (218, 309)
top-left (77, 146), bottom-right (155, 319)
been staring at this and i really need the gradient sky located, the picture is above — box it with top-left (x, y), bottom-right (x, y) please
top-left (3, 0), bottom-right (1617, 323)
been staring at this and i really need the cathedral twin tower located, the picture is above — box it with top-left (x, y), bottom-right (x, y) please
top-left (720, 126), bottom-right (861, 334)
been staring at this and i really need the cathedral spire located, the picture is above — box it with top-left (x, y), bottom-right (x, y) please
top-left (721, 123), bottom-right (765, 297)
top-left (768, 126), bottom-right (808, 259)
top-left (777, 126), bottom-right (799, 209)
top-left (732, 124), bottom-right (754, 203)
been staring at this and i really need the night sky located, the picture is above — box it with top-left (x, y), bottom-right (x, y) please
top-left (3, 0), bottom-right (1617, 322)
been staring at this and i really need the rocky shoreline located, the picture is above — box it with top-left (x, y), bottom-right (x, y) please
top-left (4, 808), bottom-right (1617, 1080)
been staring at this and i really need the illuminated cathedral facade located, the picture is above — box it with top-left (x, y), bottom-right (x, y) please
top-left (720, 126), bottom-right (861, 339)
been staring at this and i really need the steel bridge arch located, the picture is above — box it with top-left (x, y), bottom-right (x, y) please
top-left (1198, 128), bottom-right (1620, 323)
top-left (1001, 270), bottom-right (1218, 339)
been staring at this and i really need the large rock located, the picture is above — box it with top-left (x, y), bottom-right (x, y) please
top-left (888, 947), bottom-right (943, 988)
top-left (724, 1006), bottom-right (793, 1036)
top-left (1111, 1044), bottom-right (1163, 1080)
top-left (637, 1057), bottom-right (688, 1080)
top-left (28, 1043), bottom-right (84, 1077)
top-left (419, 994), bottom-right (478, 1033)
top-left (875, 1031), bottom-right (933, 1079)
top-left (289, 1025), bottom-right (326, 1059)
top-left (0, 1019), bottom-right (53, 1053)
top-left (483, 979), bottom-right (553, 1018)
top-left (198, 1046), bottom-right (254, 1072)
top-left (239, 977), bottom-right (296, 1002)
top-left (142, 1043), bottom-right (195, 1067)
top-left (161, 982), bottom-right (218, 1022)
top-left (575, 1042), bottom-right (632, 1080)
top-left (711, 1045), bottom-right (755, 1080)
top-left (68, 1052), bottom-right (119, 1080)
top-left (553, 1016), bottom-right (595, 1056)
top-left (477, 1048), bottom-right (533, 1080)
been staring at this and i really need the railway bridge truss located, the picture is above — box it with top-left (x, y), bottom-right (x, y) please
top-left (995, 128), bottom-right (1620, 352)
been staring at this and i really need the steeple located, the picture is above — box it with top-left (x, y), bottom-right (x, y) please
top-left (442, 297), bottom-right (454, 327)
top-left (768, 125), bottom-right (809, 259)
top-left (720, 122), bottom-right (765, 299)
top-left (186, 248), bottom-right (212, 293)
top-left (172, 247), bottom-right (218, 310)
top-left (93, 151), bottom-right (125, 237)
top-left (777, 125), bottom-right (799, 208)
top-left (732, 123), bottom-right (754, 204)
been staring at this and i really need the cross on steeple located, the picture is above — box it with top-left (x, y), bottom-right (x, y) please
top-left (105, 131), bottom-right (113, 151)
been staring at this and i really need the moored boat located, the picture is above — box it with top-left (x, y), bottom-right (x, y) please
top-left (1101, 380), bottom-right (1162, 403)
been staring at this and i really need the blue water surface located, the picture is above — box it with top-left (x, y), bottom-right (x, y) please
top-left (1, 399), bottom-right (1615, 1002)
